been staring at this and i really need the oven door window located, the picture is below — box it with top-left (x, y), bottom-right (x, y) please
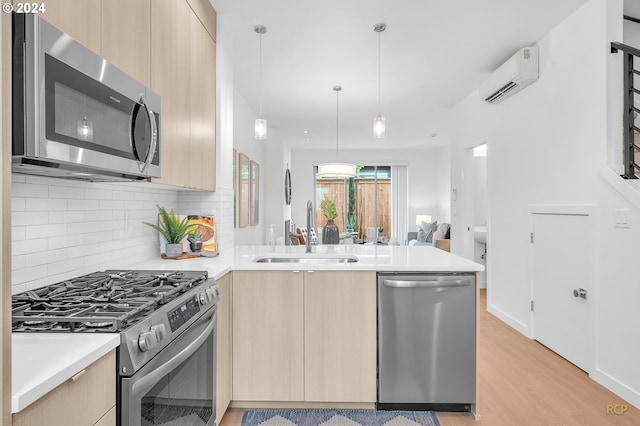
top-left (141, 334), bottom-right (214, 425)
top-left (121, 312), bottom-right (216, 426)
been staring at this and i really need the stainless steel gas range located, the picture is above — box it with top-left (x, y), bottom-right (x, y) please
top-left (12, 269), bottom-right (219, 426)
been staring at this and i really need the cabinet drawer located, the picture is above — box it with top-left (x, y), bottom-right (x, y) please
top-left (13, 350), bottom-right (116, 426)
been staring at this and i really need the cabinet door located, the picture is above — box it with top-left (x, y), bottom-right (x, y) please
top-left (35, 0), bottom-right (101, 53)
top-left (101, 0), bottom-right (150, 87)
top-left (188, 11), bottom-right (216, 191)
top-left (12, 350), bottom-right (115, 426)
top-left (150, 0), bottom-right (191, 188)
top-left (215, 273), bottom-right (232, 424)
top-left (233, 271), bottom-right (304, 401)
top-left (304, 271), bottom-right (377, 402)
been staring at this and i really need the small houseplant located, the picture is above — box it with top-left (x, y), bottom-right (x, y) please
top-left (320, 199), bottom-right (339, 244)
top-left (144, 205), bottom-right (196, 257)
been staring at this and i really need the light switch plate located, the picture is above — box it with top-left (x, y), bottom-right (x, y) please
top-left (615, 209), bottom-right (630, 228)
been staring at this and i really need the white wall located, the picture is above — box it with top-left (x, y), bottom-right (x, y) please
top-left (288, 146), bottom-right (450, 243)
top-left (263, 128), bottom-right (292, 243)
top-left (451, 0), bottom-right (640, 408)
top-left (233, 89), bottom-right (267, 245)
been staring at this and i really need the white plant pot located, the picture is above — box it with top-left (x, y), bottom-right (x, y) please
top-left (165, 243), bottom-right (183, 258)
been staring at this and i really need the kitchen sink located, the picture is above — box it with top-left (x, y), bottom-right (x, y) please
top-left (253, 254), bottom-right (359, 264)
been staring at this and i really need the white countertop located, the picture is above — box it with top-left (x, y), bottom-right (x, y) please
top-left (12, 244), bottom-right (482, 413)
top-left (12, 333), bottom-right (120, 413)
top-left (134, 244), bottom-right (484, 276)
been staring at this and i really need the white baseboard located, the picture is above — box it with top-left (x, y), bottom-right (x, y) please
top-left (590, 369), bottom-right (640, 410)
top-left (486, 303), bottom-right (531, 338)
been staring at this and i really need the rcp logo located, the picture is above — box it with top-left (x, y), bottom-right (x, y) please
top-left (606, 404), bottom-right (628, 415)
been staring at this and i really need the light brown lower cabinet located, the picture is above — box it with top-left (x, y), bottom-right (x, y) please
top-left (12, 350), bottom-right (116, 426)
top-left (216, 272), bottom-right (232, 424)
top-left (304, 271), bottom-right (377, 402)
top-left (233, 270), bottom-right (305, 401)
top-left (232, 270), bottom-right (376, 404)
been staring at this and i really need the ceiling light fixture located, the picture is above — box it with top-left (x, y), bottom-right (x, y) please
top-left (254, 24), bottom-right (267, 140)
top-left (318, 86), bottom-right (356, 178)
top-left (373, 22), bottom-right (386, 138)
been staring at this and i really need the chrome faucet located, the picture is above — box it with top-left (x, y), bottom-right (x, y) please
top-left (306, 200), bottom-right (313, 253)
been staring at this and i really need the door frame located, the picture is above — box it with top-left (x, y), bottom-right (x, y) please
top-left (527, 204), bottom-right (597, 374)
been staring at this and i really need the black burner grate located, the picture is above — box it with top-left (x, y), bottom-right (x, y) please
top-left (12, 270), bottom-right (208, 333)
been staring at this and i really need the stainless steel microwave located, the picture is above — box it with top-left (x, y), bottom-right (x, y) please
top-left (12, 14), bottom-right (161, 181)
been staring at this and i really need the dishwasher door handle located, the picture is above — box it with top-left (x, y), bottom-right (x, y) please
top-left (382, 279), bottom-right (471, 288)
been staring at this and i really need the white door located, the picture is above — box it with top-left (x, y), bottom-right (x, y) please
top-left (531, 212), bottom-right (591, 372)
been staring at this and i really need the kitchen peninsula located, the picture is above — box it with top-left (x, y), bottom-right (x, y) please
top-left (12, 245), bottom-right (483, 424)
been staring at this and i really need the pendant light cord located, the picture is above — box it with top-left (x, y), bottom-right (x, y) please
top-left (336, 88), bottom-right (340, 161)
top-left (259, 31), bottom-right (263, 117)
top-left (377, 29), bottom-right (381, 113)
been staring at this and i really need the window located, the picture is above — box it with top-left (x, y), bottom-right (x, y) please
top-left (315, 166), bottom-right (391, 242)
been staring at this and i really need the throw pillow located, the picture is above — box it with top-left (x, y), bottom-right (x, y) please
top-left (417, 221), bottom-right (437, 243)
top-left (433, 227), bottom-right (446, 241)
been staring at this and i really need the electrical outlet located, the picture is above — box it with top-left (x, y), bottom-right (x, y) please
top-left (614, 209), bottom-right (630, 228)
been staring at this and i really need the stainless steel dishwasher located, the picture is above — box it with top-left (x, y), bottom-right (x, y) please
top-left (377, 272), bottom-right (475, 412)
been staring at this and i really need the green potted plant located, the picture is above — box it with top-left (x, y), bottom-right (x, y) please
top-left (144, 205), bottom-right (196, 258)
top-left (320, 199), bottom-right (339, 244)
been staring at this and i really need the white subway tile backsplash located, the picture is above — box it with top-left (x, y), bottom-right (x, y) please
top-left (49, 210), bottom-right (85, 224)
top-left (48, 235), bottom-right (85, 250)
top-left (12, 198), bottom-right (25, 212)
top-left (12, 227), bottom-right (25, 241)
top-left (49, 185), bottom-right (85, 199)
top-left (11, 175), bottom-right (232, 292)
top-left (12, 182), bottom-right (48, 198)
top-left (47, 258), bottom-right (83, 276)
top-left (25, 224), bottom-right (68, 239)
top-left (68, 199), bottom-right (100, 210)
top-left (12, 211), bottom-right (49, 226)
top-left (12, 265), bottom-right (48, 285)
top-left (26, 248), bottom-right (67, 268)
top-left (13, 238), bottom-right (49, 255)
top-left (27, 198), bottom-right (67, 211)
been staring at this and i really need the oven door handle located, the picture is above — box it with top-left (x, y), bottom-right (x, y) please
top-left (130, 311), bottom-right (216, 397)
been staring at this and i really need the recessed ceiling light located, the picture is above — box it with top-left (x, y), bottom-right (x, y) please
top-left (303, 130), bottom-right (309, 134)
top-left (306, 138), bottom-right (310, 141)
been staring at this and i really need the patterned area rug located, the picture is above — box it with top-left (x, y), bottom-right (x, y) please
top-left (241, 409), bottom-right (440, 426)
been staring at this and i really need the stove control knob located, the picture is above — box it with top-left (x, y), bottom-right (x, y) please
top-left (151, 324), bottom-right (167, 343)
top-left (199, 289), bottom-right (213, 305)
top-left (138, 330), bottom-right (158, 352)
top-left (206, 287), bottom-right (219, 302)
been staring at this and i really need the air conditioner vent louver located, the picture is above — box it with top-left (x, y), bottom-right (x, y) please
top-left (484, 81), bottom-right (519, 103)
top-left (479, 46), bottom-right (539, 104)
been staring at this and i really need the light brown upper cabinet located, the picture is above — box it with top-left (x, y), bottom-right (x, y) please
top-left (188, 10), bottom-right (216, 191)
top-left (33, 0), bottom-right (101, 53)
top-left (101, 0), bottom-right (151, 87)
top-left (151, 0), bottom-right (217, 190)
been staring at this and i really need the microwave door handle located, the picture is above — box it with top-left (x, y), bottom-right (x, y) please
top-left (135, 95), bottom-right (158, 174)
top-left (130, 311), bottom-right (216, 397)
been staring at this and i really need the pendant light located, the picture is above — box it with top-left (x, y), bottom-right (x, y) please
top-left (254, 25), bottom-right (267, 140)
top-left (373, 22), bottom-right (386, 138)
top-left (318, 86), bottom-right (356, 178)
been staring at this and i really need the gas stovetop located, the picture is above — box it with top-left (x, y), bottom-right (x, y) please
top-left (11, 270), bottom-right (209, 333)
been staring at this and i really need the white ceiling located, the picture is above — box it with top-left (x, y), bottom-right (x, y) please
top-left (211, 0), bottom-right (597, 151)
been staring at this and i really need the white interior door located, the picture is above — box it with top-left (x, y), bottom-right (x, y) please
top-left (531, 212), bottom-right (591, 372)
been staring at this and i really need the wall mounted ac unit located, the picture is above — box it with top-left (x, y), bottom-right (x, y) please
top-left (479, 46), bottom-right (539, 104)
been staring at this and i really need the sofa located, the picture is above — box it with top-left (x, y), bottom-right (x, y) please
top-left (407, 221), bottom-right (451, 252)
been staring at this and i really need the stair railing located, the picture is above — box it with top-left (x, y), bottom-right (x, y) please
top-left (612, 42), bottom-right (640, 179)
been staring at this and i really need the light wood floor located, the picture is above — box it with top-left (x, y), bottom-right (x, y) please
top-left (220, 289), bottom-right (640, 426)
